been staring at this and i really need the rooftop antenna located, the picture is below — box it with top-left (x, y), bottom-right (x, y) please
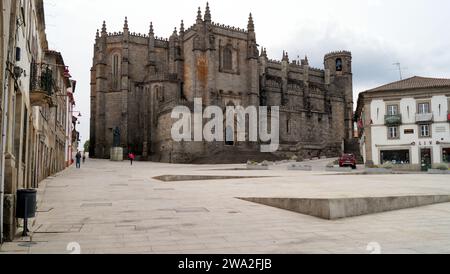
top-left (393, 62), bottom-right (406, 80)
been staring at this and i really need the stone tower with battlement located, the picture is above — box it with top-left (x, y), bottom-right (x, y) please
top-left (90, 3), bottom-right (354, 163)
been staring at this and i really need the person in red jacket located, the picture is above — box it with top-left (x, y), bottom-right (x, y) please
top-left (128, 152), bottom-right (135, 166)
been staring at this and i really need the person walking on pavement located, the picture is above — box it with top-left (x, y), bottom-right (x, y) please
top-left (82, 152), bottom-right (86, 164)
top-left (76, 151), bottom-right (82, 169)
top-left (128, 152), bottom-right (135, 166)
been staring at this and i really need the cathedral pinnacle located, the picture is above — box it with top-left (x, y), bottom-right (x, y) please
top-left (124, 16), bottom-right (129, 30)
top-left (248, 13), bottom-right (255, 32)
top-left (180, 20), bottom-right (184, 34)
top-left (197, 7), bottom-right (203, 23)
top-left (101, 21), bottom-right (107, 35)
top-left (149, 22), bottom-right (154, 36)
top-left (282, 51), bottom-right (289, 62)
top-left (204, 2), bottom-right (211, 22)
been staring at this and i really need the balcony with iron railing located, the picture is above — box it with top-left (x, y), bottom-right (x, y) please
top-left (30, 64), bottom-right (57, 107)
top-left (385, 114), bottom-right (402, 126)
top-left (415, 113), bottom-right (434, 124)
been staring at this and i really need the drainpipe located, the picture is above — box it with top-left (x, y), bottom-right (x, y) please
top-left (0, 62), bottom-right (5, 246)
top-left (0, 53), bottom-right (12, 247)
top-left (0, 0), bottom-right (4, 244)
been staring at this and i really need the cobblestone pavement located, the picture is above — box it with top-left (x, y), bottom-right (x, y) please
top-left (1, 159), bottom-right (450, 254)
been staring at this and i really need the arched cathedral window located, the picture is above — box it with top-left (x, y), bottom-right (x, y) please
top-left (336, 58), bottom-right (343, 72)
top-left (223, 46), bottom-right (233, 71)
top-left (112, 54), bottom-right (120, 90)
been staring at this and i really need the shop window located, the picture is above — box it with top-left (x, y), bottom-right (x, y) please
top-left (443, 148), bottom-right (450, 163)
top-left (381, 150), bottom-right (410, 165)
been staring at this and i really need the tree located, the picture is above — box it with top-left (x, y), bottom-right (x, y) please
top-left (83, 140), bottom-right (90, 153)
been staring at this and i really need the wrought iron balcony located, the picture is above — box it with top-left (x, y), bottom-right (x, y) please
top-left (385, 114), bottom-right (402, 126)
top-left (415, 113), bottom-right (434, 124)
top-left (30, 64), bottom-right (56, 107)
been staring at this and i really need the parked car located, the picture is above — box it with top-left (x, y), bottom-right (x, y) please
top-left (339, 154), bottom-right (357, 169)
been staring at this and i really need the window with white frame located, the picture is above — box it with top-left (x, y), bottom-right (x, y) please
top-left (387, 104), bottom-right (399, 116)
top-left (419, 124), bottom-right (431, 138)
top-left (418, 102), bottom-right (430, 114)
top-left (388, 127), bottom-right (399, 139)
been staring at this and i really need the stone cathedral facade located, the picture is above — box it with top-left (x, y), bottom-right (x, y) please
top-left (90, 4), bottom-right (354, 163)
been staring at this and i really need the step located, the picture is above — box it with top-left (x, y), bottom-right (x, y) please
top-left (239, 195), bottom-right (450, 220)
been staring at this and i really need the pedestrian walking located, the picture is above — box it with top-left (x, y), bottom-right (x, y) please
top-left (76, 151), bottom-right (82, 169)
top-left (128, 152), bottom-right (135, 166)
top-left (82, 153), bottom-right (86, 164)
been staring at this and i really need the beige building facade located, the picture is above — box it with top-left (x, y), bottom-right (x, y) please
top-left (356, 76), bottom-right (450, 170)
top-left (1, 0), bottom-right (76, 242)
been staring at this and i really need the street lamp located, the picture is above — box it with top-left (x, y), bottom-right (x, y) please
top-left (70, 110), bottom-right (82, 117)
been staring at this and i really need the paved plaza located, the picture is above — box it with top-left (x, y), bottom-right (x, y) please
top-left (1, 158), bottom-right (450, 254)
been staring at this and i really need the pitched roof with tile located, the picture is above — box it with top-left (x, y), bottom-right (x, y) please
top-left (365, 76), bottom-right (450, 93)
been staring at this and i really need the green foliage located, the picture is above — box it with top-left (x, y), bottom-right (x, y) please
top-left (381, 162), bottom-right (395, 169)
top-left (435, 164), bottom-right (450, 171)
top-left (83, 140), bottom-right (90, 152)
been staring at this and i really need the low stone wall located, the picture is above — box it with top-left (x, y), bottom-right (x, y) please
top-left (287, 164), bottom-right (313, 171)
top-left (428, 169), bottom-right (450, 175)
top-left (325, 167), bottom-right (353, 173)
top-left (240, 195), bottom-right (450, 220)
top-left (365, 168), bottom-right (393, 174)
top-left (246, 165), bottom-right (269, 170)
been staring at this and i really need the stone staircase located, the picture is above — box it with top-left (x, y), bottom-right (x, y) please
top-left (190, 146), bottom-right (284, 164)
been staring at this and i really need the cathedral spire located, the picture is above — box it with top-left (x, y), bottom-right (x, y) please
top-left (197, 7), bottom-right (203, 24)
top-left (149, 22), bottom-right (154, 36)
top-left (123, 16), bottom-right (129, 30)
top-left (282, 51), bottom-right (289, 62)
top-left (96, 29), bottom-right (100, 39)
top-left (248, 13), bottom-right (255, 32)
top-left (180, 20), bottom-right (185, 36)
top-left (204, 2), bottom-right (211, 22)
top-left (101, 21), bottom-right (107, 36)
top-left (260, 46), bottom-right (267, 58)
top-left (301, 55), bottom-right (309, 66)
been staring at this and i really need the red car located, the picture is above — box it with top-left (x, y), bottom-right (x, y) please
top-left (339, 154), bottom-right (357, 169)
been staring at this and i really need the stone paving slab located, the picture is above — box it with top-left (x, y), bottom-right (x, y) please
top-left (1, 158), bottom-right (450, 254)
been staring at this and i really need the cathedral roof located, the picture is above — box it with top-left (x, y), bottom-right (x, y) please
top-left (365, 76), bottom-right (450, 93)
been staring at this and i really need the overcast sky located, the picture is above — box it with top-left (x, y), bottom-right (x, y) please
top-left (43, 0), bottom-right (450, 148)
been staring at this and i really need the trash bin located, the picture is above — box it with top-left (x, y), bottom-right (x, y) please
top-left (16, 189), bottom-right (37, 219)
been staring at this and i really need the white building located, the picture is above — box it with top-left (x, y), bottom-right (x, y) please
top-left (356, 76), bottom-right (450, 170)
